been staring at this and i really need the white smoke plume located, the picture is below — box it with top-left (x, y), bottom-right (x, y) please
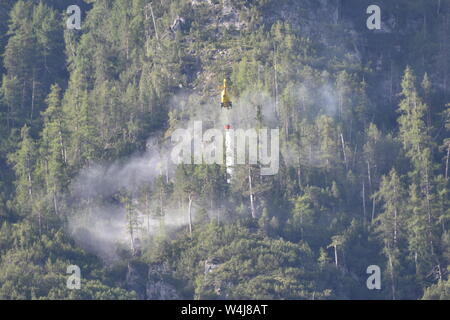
top-left (66, 80), bottom-right (338, 260)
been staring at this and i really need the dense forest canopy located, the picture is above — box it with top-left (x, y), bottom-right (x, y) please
top-left (0, 0), bottom-right (449, 300)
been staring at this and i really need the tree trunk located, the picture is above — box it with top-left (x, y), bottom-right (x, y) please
top-left (445, 144), bottom-right (449, 180)
top-left (273, 43), bottom-right (279, 116)
top-left (393, 185), bottom-right (398, 245)
top-left (248, 166), bottom-right (256, 219)
top-left (362, 181), bottom-right (366, 225)
top-left (188, 194), bottom-right (193, 236)
top-left (388, 251), bottom-right (396, 300)
top-left (130, 230), bottom-right (135, 253)
top-left (160, 187), bottom-right (164, 216)
top-left (371, 197), bottom-right (376, 222)
top-left (424, 168), bottom-right (435, 256)
top-left (334, 245), bottom-right (338, 267)
top-left (340, 133), bottom-right (348, 170)
top-left (414, 251), bottom-right (419, 275)
top-left (53, 191), bottom-right (58, 216)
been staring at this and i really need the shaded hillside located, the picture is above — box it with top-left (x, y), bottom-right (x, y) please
top-left (0, 0), bottom-right (449, 300)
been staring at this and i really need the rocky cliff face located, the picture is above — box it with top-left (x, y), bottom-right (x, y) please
top-left (125, 261), bottom-right (181, 300)
top-left (198, 258), bottom-right (230, 299)
top-left (146, 263), bottom-right (181, 300)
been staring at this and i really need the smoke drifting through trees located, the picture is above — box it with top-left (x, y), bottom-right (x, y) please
top-left (67, 78), bottom-right (345, 260)
top-left (1, 0), bottom-right (449, 300)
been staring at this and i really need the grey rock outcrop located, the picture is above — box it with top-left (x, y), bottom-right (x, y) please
top-left (146, 263), bottom-right (181, 300)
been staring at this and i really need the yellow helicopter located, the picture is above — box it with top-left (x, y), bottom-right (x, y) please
top-left (220, 79), bottom-right (232, 109)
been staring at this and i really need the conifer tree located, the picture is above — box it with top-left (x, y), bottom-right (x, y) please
top-left (375, 169), bottom-right (406, 300)
top-left (38, 84), bottom-right (67, 216)
top-left (8, 125), bottom-right (36, 222)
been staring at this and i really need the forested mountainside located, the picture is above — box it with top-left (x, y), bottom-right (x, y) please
top-left (0, 0), bottom-right (449, 300)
